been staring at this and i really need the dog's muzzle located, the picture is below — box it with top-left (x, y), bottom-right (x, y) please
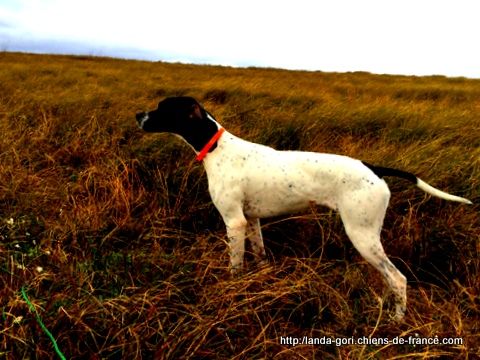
top-left (136, 112), bottom-right (149, 129)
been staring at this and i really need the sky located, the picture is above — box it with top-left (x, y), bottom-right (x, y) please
top-left (1, 0), bottom-right (479, 78)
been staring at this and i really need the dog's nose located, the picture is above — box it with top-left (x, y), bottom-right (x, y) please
top-left (136, 112), bottom-right (149, 129)
top-left (136, 112), bottom-right (146, 123)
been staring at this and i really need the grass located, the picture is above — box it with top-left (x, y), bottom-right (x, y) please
top-left (0, 51), bottom-right (479, 359)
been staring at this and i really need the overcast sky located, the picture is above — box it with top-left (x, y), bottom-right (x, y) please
top-left (1, 0), bottom-right (479, 78)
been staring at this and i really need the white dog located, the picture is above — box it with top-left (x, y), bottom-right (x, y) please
top-left (136, 96), bottom-right (472, 320)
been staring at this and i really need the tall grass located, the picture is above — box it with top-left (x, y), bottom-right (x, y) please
top-left (0, 52), bottom-right (478, 358)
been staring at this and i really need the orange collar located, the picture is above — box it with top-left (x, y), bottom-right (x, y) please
top-left (196, 127), bottom-right (225, 161)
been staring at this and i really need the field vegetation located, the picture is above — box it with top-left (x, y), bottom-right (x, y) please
top-left (0, 52), bottom-right (479, 358)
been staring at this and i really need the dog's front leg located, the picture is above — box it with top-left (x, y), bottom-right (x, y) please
top-left (210, 188), bottom-right (247, 274)
top-left (225, 216), bottom-right (247, 274)
top-left (247, 218), bottom-right (267, 266)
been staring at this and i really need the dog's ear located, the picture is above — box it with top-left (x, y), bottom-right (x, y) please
top-left (190, 103), bottom-right (204, 119)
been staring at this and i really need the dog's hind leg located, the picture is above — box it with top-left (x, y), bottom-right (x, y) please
top-left (339, 187), bottom-right (407, 321)
top-left (343, 225), bottom-right (407, 321)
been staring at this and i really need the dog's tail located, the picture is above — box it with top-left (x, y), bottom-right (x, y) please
top-left (362, 161), bottom-right (473, 205)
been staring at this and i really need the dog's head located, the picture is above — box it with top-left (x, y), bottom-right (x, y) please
top-left (136, 96), bottom-right (219, 152)
top-left (136, 96), bottom-right (207, 133)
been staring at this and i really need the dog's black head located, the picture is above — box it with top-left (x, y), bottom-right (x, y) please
top-left (136, 97), bottom-right (219, 152)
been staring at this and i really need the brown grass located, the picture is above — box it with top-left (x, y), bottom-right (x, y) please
top-left (0, 52), bottom-right (479, 359)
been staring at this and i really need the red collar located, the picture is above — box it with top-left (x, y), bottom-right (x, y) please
top-left (196, 127), bottom-right (225, 161)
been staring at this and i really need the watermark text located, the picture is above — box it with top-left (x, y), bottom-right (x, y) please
top-left (280, 335), bottom-right (463, 347)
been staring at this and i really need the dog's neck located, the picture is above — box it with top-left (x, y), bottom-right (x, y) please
top-left (176, 111), bottom-right (222, 154)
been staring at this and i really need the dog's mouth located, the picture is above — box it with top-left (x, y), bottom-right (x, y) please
top-left (136, 112), bottom-right (149, 129)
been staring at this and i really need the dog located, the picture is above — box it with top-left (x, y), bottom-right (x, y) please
top-left (136, 96), bottom-right (472, 321)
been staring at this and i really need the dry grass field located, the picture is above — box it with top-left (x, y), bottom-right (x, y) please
top-left (0, 52), bottom-right (479, 359)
